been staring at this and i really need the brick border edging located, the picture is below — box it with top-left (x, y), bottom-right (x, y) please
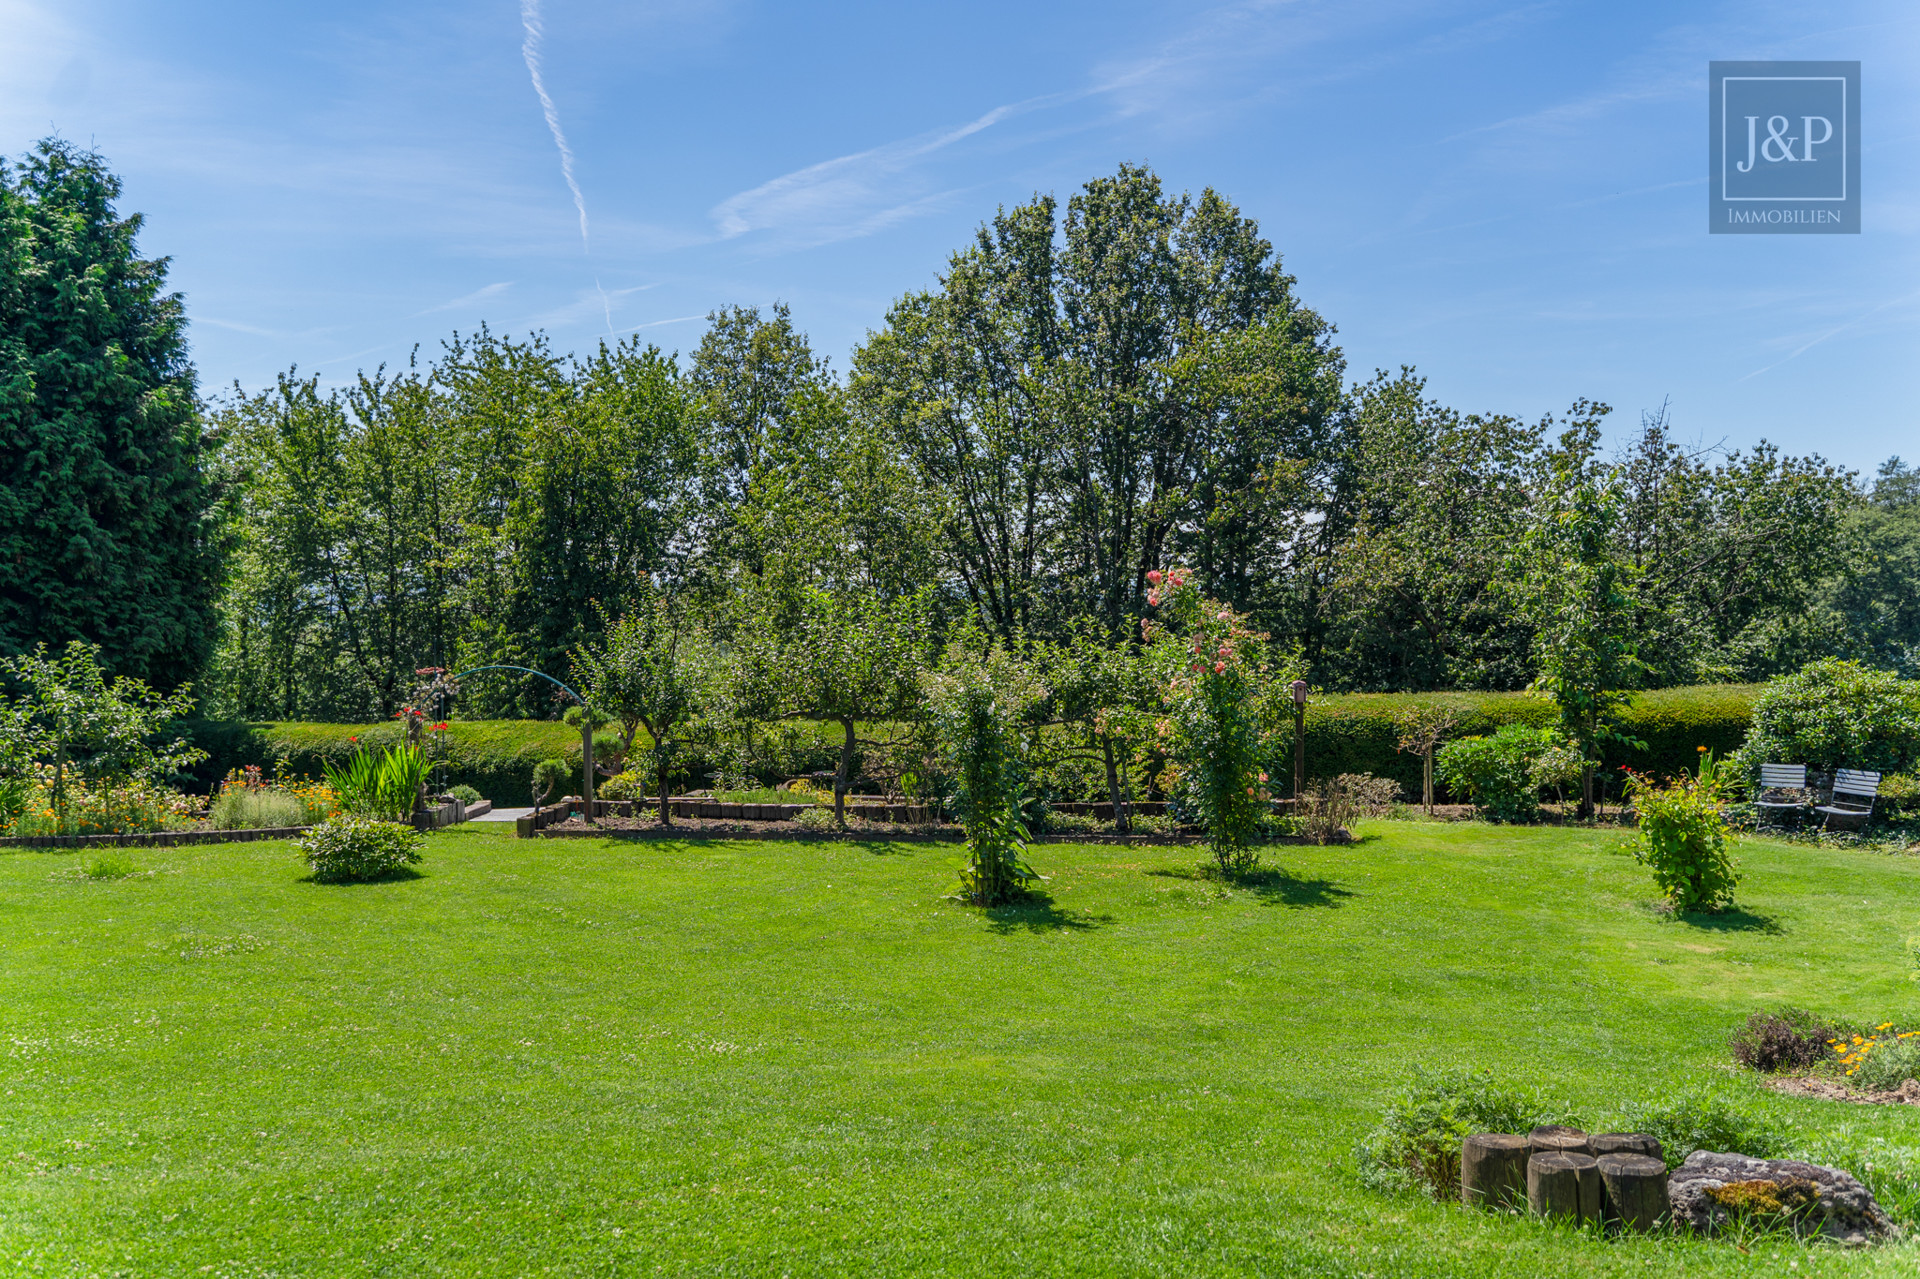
top-left (0, 825), bottom-right (315, 849)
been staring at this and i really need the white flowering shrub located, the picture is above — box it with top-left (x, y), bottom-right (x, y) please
top-left (300, 815), bottom-right (423, 883)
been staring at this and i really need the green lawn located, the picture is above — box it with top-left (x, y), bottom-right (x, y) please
top-left (6, 821), bottom-right (1920, 1276)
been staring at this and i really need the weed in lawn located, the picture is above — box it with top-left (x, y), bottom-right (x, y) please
top-left (60, 855), bottom-right (143, 881)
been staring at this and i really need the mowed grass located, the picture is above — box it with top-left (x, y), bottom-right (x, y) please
top-left (5, 822), bottom-right (1920, 1277)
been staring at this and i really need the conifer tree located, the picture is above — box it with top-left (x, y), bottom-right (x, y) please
top-left (0, 140), bottom-right (219, 690)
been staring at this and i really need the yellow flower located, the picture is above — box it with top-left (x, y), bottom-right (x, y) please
top-left (1879, 1022), bottom-right (1894, 1031)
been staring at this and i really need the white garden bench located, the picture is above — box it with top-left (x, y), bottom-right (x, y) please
top-left (1815, 769), bottom-right (1881, 831)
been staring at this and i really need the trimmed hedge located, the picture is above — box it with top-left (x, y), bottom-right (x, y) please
top-left (182, 684), bottom-right (1758, 807)
top-left (182, 717), bottom-right (855, 805)
top-left (1296, 684), bottom-right (1758, 802)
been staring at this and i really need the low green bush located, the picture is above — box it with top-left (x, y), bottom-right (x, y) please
top-left (794, 807), bottom-right (839, 833)
top-left (299, 816), bottom-right (424, 883)
top-left (1354, 1068), bottom-right (1559, 1198)
top-left (210, 787), bottom-right (309, 830)
top-left (1602, 1090), bottom-right (1783, 1169)
top-left (1435, 724), bottom-right (1574, 823)
top-left (448, 784), bottom-right (482, 805)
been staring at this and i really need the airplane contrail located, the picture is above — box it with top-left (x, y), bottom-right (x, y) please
top-left (520, 0), bottom-right (589, 252)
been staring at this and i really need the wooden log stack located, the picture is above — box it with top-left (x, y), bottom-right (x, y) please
top-left (1461, 1127), bottom-right (1667, 1232)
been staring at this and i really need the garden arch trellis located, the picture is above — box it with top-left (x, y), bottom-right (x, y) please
top-left (450, 664), bottom-right (602, 824)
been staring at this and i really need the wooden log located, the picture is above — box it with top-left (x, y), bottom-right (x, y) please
top-left (1528, 1151), bottom-right (1601, 1222)
top-left (1529, 1125), bottom-right (1592, 1156)
top-left (1596, 1153), bottom-right (1670, 1232)
top-left (1461, 1133), bottom-right (1530, 1209)
top-left (1590, 1132), bottom-right (1662, 1160)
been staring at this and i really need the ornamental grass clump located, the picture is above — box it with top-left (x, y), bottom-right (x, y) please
top-left (299, 815), bottom-right (424, 884)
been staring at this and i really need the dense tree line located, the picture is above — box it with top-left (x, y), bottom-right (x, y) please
top-left (3, 144), bottom-right (1910, 719)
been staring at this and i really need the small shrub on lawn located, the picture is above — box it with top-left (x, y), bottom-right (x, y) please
top-left (1602, 1089), bottom-right (1783, 1169)
top-left (210, 786), bottom-right (309, 830)
top-left (1627, 766), bottom-right (1740, 913)
top-left (300, 815), bottom-right (423, 883)
top-left (1355, 1068), bottom-right (1559, 1198)
top-left (1730, 1007), bottom-right (1846, 1073)
top-left (1297, 772), bottom-right (1400, 844)
top-left (79, 855), bottom-right (139, 880)
top-left (449, 784), bottom-right (482, 805)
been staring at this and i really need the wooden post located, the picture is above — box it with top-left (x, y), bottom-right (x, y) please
top-left (1527, 1151), bottom-right (1601, 1222)
top-left (1590, 1133), bottom-right (1662, 1160)
top-left (1528, 1125), bottom-right (1592, 1156)
top-left (1461, 1134), bottom-right (1529, 1209)
top-left (1290, 679), bottom-right (1308, 802)
top-left (581, 718), bottom-right (596, 826)
top-left (1596, 1153), bottom-right (1669, 1231)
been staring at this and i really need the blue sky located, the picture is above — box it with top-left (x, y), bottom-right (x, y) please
top-left (5, 0), bottom-right (1915, 473)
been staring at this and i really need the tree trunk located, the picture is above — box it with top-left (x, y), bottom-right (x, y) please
top-left (1527, 1152), bottom-right (1601, 1222)
top-left (1596, 1153), bottom-right (1669, 1231)
top-left (1579, 763), bottom-right (1595, 821)
top-left (1461, 1133), bottom-right (1529, 1209)
top-left (1102, 737), bottom-right (1130, 834)
top-left (835, 715), bottom-right (855, 825)
top-left (1423, 747), bottom-right (1434, 814)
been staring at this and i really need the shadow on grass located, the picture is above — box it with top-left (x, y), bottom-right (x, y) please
top-left (983, 891), bottom-right (1113, 934)
top-left (1672, 905), bottom-right (1785, 935)
top-left (1145, 866), bottom-right (1356, 908)
top-left (300, 868), bottom-right (426, 887)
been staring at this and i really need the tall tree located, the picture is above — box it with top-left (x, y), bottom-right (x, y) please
top-left (1613, 406), bottom-right (1854, 683)
top-left (853, 164), bottom-right (1343, 642)
top-left (0, 140), bottom-right (221, 690)
top-left (1318, 371), bottom-right (1547, 691)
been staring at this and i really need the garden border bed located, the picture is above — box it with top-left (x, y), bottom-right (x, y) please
top-left (0, 798), bottom-right (494, 849)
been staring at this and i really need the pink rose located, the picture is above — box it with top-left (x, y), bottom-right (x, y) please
top-left (1213, 661), bottom-right (1224, 674)
top-left (1147, 569), bottom-right (1162, 585)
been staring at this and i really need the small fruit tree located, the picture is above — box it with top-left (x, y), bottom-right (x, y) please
top-left (924, 640), bottom-right (1047, 906)
top-left (1143, 568), bottom-right (1286, 876)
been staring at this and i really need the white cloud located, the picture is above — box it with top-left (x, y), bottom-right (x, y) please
top-left (411, 281), bottom-right (514, 317)
top-left (708, 103), bottom-right (1023, 248)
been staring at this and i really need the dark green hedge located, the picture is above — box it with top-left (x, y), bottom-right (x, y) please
top-left (182, 684), bottom-right (1758, 807)
top-left (181, 717), bottom-right (853, 805)
top-left (181, 719), bottom-right (588, 805)
top-left (1296, 684), bottom-right (1759, 801)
